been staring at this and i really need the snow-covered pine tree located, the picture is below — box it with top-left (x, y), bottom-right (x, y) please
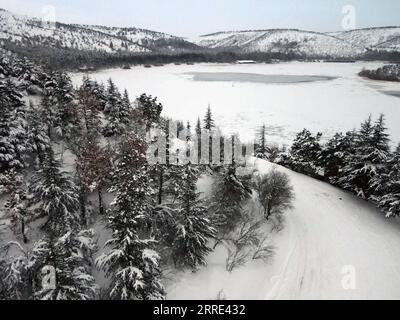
top-left (12, 57), bottom-right (43, 92)
top-left (0, 79), bottom-right (16, 174)
top-left (289, 129), bottom-right (322, 175)
top-left (202, 105), bottom-right (216, 164)
top-left (51, 72), bottom-right (79, 141)
top-left (2, 156), bottom-right (97, 300)
top-left (79, 76), bottom-right (106, 112)
top-left (0, 79), bottom-right (28, 174)
top-left (96, 134), bottom-right (165, 300)
top-left (186, 121), bottom-right (192, 142)
top-left (26, 147), bottom-right (97, 300)
top-left (77, 77), bottom-right (103, 137)
top-left (195, 117), bottom-right (202, 163)
top-left (28, 230), bottom-right (97, 300)
top-left (26, 101), bottom-right (51, 165)
top-left (339, 115), bottom-right (390, 199)
top-left (103, 78), bottom-right (118, 115)
top-left (195, 117), bottom-right (201, 136)
top-left (0, 56), bottom-right (12, 78)
top-left (255, 124), bottom-right (268, 159)
top-left (103, 80), bottom-right (132, 137)
top-left (172, 164), bottom-right (216, 269)
top-left (122, 89), bottom-right (131, 109)
top-left (319, 131), bottom-right (355, 182)
top-left (39, 92), bottom-right (58, 140)
top-left (134, 93), bottom-right (163, 132)
top-left (0, 242), bottom-right (30, 300)
top-left (203, 105), bottom-right (215, 131)
top-left (4, 169), bottom-right (30, 243)
top-left (368, 114), bottom-right (391, 198)
top-left (210, 164), bottom-right (252, 233)
top-left (29, 149), bottom-right (81, 235)
top-left (375, 145), bottom-right (400, 217)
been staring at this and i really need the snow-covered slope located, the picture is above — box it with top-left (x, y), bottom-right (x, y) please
top-left (194, 29), bottom-right (365, 58)
top-left (0, 8), bottom-right (196, 54)
top-left (331, 27), bottom-right (400, 51)
top-left (167, 158), bottom-right (400, 300)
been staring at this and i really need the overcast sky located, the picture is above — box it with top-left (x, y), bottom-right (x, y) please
top-left (1, 0), bottom-right (399, 37)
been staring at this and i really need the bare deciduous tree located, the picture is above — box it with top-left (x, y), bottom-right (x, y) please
top-left (253, 168), bottom-right (295, 220)
top-left (223, 213), bottom-right (276, 272)
top-left (252, 235), bottom-right (275, 262)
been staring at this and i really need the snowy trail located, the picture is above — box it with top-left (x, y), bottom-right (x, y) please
top-left (255, 159), bottom-right (400, 300)
top-left (167, 159), bottom-right (400, 300)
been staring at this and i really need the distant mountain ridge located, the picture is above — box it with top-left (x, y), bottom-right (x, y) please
top-left (194, 27), bottom-right (400, 58)
top-left (330, 26), bottom-right (400, 51)
top-left (193, 29), bottom-right (362, 58)
top-left (0, 7), bottom-right (399, 67)
top-left (0, 8), bottom-right (199, 55)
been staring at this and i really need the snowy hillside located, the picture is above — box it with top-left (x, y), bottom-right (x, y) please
top-left (167, 158), bottom-right (400, 300)
top-left (0, 8), bottom-right (196, 54)
top-left (194, 29), bottom-right (365, 58)
top-left (331, 27), bottom-right (400, 51)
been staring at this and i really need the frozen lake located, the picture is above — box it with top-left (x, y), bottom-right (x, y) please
top-left (71, 61), bottom-right (400, 146)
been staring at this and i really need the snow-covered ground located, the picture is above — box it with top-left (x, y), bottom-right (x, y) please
top-left (166, 158), bottom-right (400, 300)
top-left (71, 61), bottom-right (400, 146)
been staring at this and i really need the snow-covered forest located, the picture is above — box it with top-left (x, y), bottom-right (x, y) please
top-left (0, 54), bottom-right (296, 299)
top-left (1, 3), bottom-right (400, 302)
top-left (1, 50), bottom-right (400, 300)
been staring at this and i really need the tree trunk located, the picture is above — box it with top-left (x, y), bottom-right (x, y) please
top-left (158, 167), bottom-right (164, 205)
top-left (98, 190), bottom-right (104, 215)
top-left (21, 217), bottom-right (27, 243)
top-left (80, 188), bottom-right (87, 226)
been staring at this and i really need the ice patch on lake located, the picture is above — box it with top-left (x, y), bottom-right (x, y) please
top-left (185, 72), bottom-right (337, 84)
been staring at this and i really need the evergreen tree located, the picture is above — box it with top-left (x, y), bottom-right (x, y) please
top-left (289, 129), bottom-right (322, 175)
top-left (122, 89), bottom-right (131, 110)
top-left (4, 170), bottom-right (30, 243)
top-left (195, 117), bottom-right (201, 136)
top-left (0, 242), bottom-right (30, 300)
top-left (29, 150), bottom-right (80, 235)
top-left (52, 72), bottom-right (79, 140)
top-left (28, 230), bottom-right (97, 300)
top-left (103, 80), bottom-right (131, 137)
top-left (80, 77), bottom-right (106, 112)
top-left (375, 146), bottom-right (400, 217)
top-left (26, 101), bottom-right (50, 165)
top-left (210, 165), bottom-right (251, 233)
top-left (339, 115), bottom-right (390, 199)
top-left (135, 93), bottom-right (163, 132)
top-left (368, 114), bottom-right (391, 198)
top-left (39, 93), bottom-right (57, 140)
top-left (255, 124), bottom-right (268, 159)
top-left (195, 117), bottom-right (202, 164)
top-left (103, 78), bottom-right (119, 115)
top-left (77, 78), bottom-right (102, 137)
top-left (319, 131), bottom-right (355, 182)
top-left (171, 164), bottom-right (216, 269)
top-left (186, 121), bottom-right (192, 142)
top-left (203, 105), bottom-right (215, 130)
top-left (96, 135), bottom-right (165, 300)
top-left (0, 79), bottom-right (28, 174)
top-left (0, 56), bottom-right (12, 78)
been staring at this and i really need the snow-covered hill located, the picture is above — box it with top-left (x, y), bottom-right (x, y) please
top-left (0, 8), bottom-right (197, 54)
top-left (167, 158), bottom-right (400, 299)
top-left (194, 27), bottom-right (400, 58)
top-left (331, 27), bottom-right (400, 51)
top-left (194, 29), bottom-right (365, 58)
